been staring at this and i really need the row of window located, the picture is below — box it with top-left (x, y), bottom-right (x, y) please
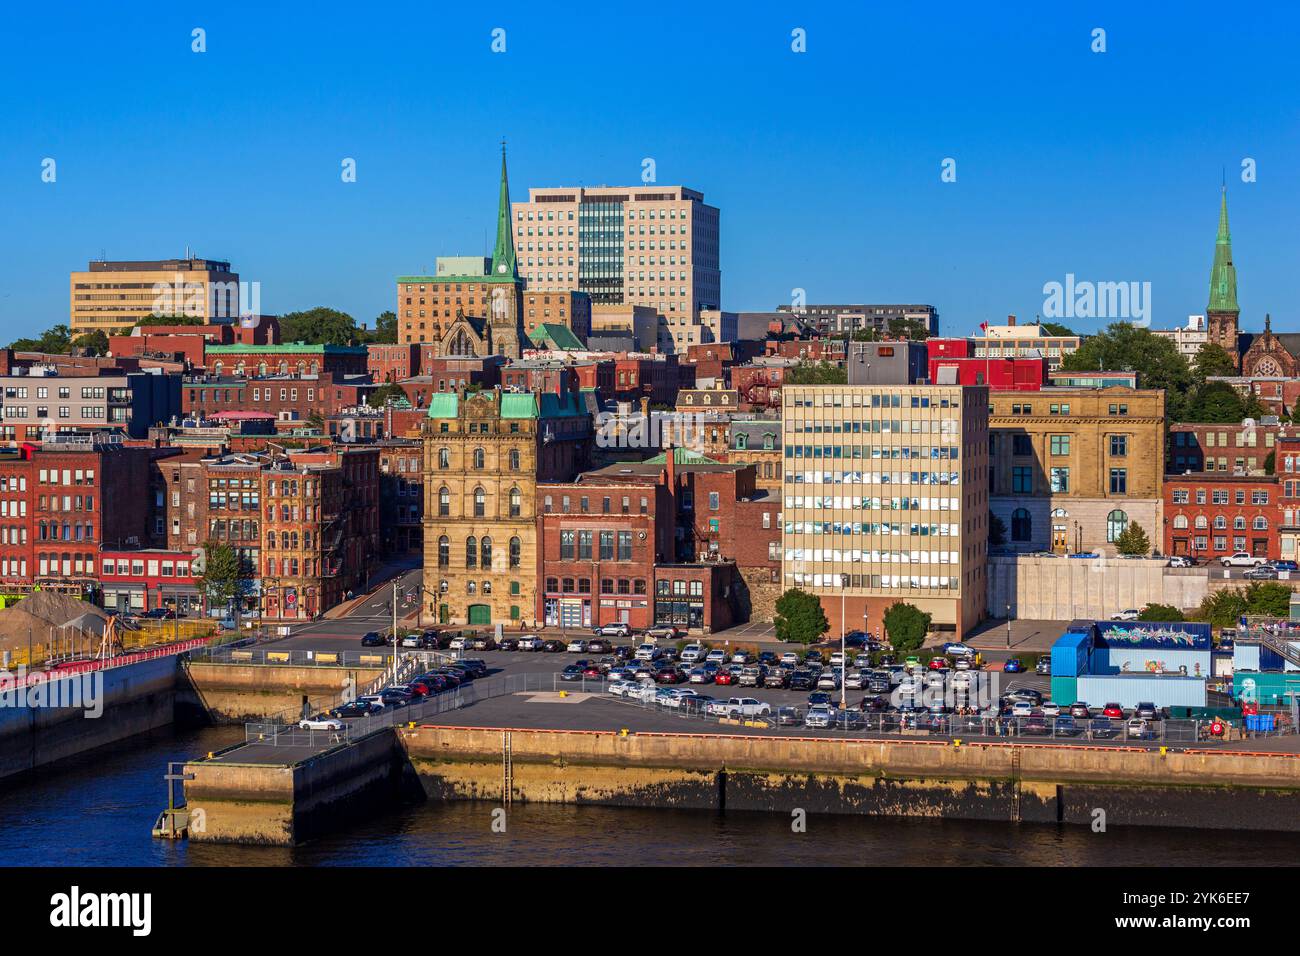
top-left (434, 536), bottom-right (522, 569)
top-left (1171, 488), bottom-right (1271, 505)
top-left (543, 577), bottom-right (649, 595)
top-left (559, 530), bottom-right (636, 561)
top-left (1170, 514), bottom-right (1270, 530)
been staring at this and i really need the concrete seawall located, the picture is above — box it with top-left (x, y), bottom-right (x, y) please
top-left (179, 662), bottom-right (386, 723)
top-left (184, 730), bottom-right (420, 844)
top-left (0, 655), bottom-right (178, 783)
top-left (403, 726), bottom-right (1300, 831)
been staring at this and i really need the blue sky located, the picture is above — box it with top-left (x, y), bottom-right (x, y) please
top-left (1, 0), bottom-right (1297, 339)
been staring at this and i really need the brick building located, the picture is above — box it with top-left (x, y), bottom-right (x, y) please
top-left (99, 548), bottom-right (201, 615)
top-left (204, 343), bottom-right (369, 378)
top-left (928, 355), bottom-right (1045, 390)
top-left (378, 438), bottom-right (423, 555)
top-left (1167, 420), bottom-right (1284, 476)
top-left (367, 344), bottom-right (420, 383)
top-left (1163, 473), bottom-right (1278, 560)
top-left (181, 373), bottom-right (374, 422)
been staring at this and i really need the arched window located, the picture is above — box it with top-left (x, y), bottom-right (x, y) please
top-left (1214, 515), bottom-right (1227, 530)
top-left (1233, 516), bottom-right (1246, 530)
top-left (480, 536), bottom-right (492, 568)
top-left (1106, 509), bottom-right (1128, 542)
top-left (509, 487), bottom-right (522, 518)
top-left (510, 536), bottom-right (521, 568)
top-left (438, 448), bottom-right (450, 469)
top-left (1173, 514), bottom-right (1189, 529)
top-left (1254, 516), bottom-right (1269, 530)
top-left (735, 433), bottom-right (747, 450)
top-left (1195, 515), bottom-right (1208, 529)
top-left (473, 448), bottom-right (485, 469)
top-left (438, 486), bottom-right (450, 517)
top-left (437, 536), bottom-right (449, 567)
top-left (466, 536), bottom-right (477, 569)
top-left (509, 448), bottom-right (520, 471)
top-left (1011, 508), bottom-right (1032, 542)
top-left (474, 486), bottom-right (486, 518)
top-left (439, 578), bottom-right (449, 593)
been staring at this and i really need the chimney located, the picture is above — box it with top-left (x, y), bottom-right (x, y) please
top-left (664, 442), bottom-right (676, 494)
top-left (640, 395), bottom-right (649, 419)
top-left (1007, 314), bottom-right (1016, 326)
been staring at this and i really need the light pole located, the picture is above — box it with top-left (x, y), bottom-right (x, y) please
top-left (1005, 600), bottom-right (1012, 650)
top-left (391, 578), bottom-right (400, 686)
top-left (840, 574), bottom-right (849, 710)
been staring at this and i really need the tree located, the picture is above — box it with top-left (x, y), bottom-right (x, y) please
top-left (786, 361), bottom-right (846, 385)
top-left (773, 588), bottom-right (829, 645)
top-left (362, 310), bottom-right (398, 344)
top-left (133, 313), bottom-right (204, 328)
top-left (278, 307), bottom-right (360, 346)
top-left (1138, 604), bottom-right (1184, 622)
top-left (1265, 451), bottom-right (1276, 475)
top-left (1243, 581), bottom-right (1292, 619)
top-left (71, 330), bottom-right (109, 356)
top-left (882, 602), bottom-right (931, 655)
top-left (1193, 588), bottom-right (1248, 629)
top-left (886, 316), bottom-right (930, 341)
top-left (1183, 381), bottom-right (1250, 423)
top-left (366, 382), bottom-right (408, 408)
top-left (197, 542), bottom-right (249, 619)
top-left (988, 512), bottom-right (1007, 548)
top-left (9, 324), bottom-right (72, 354)
top-left (1191, 341), bottom-right (1238, 382)
top-left (1060, 323), bottom-right (1192, 418)
top-left (1039, 321), bottom-right (1075, 337)
top-left (1191, 582), bottom-right (1290, 628)
top-left (1114, 520), bottom-right (1151, 556)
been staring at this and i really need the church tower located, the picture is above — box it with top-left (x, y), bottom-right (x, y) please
top-left (1206, 186), bottom-right (1241, 360)
top-left (487, 143), bottom-right (526, 359)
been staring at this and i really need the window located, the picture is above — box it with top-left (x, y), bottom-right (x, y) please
top-left (509, 487), bottom-right (521, 518)
top-left (481, 536), bottom-right (492, 568)
top-left (560, 530), bottom-right (575, 560)
top-left (438, 536), bottom-right (449, 567)
top-left (466, 536), bottom-right (477, 568)
top-left (1109, 435), bottom-right (1128, 457)
top-left (473, 487), bottom-right (486, 517)
top-left (1050, 467), bottom-right (1070, 493)
top-left (473, 448), bottom-right (485, 469)
top-left (1012, 435), bottom-right (1033, 456)
top-left (1106, 509), bottom-right (1128, 542)
top-left (1011, 508), bottom-right (1032, 542)
top-left (438, 486), bottom-right (450, 517)
top-left (1049, 435), bottom-right (1070, 456)
top-left (1109, 468), bottom-right (1127, 494)
top-left (509, 449), bottom-right (520, 471)
top-left (438, 448), bottom-right (450, 469)
top-left (1012, 467), bottom-right (1032, 494)
top-left (509, 536), bottom-right (521, 568)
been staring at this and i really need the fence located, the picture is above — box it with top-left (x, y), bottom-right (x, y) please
top-left (193, 646), bottom-right (402, 669)
top-left (243, 671), bottom-right (552, 746)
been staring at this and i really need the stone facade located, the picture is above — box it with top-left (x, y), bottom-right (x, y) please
top-left (987, 555), bottom-right (1208, 619)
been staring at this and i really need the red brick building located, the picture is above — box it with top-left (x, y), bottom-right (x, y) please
top-left (99, 548), bottom-right (201, 615)
top-left (729, 361), bottom-right (790, 412)
top-left (1163, 473), bottom-right (1278, 560)
top-left (928, 355), bottom-right (1045, 390)
top-left (367, 344), bottom-right (420, 383)
top-left (182, 373), bottom-right (374, 421)
top-left (1167, 421), bottom-right (1284, 475)
top-left (378, 439), bottom-right (423, 555)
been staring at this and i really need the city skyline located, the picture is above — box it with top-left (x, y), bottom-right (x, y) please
top-left (3, 2), bottom-right (1299, 340)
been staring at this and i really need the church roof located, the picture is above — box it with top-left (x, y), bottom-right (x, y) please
top-left (643, 448), bottom-right (721, 465)
top-left (1208, 187), bottom-right (1240, 315)
top-left (528, 323), bottom-right (584, 350)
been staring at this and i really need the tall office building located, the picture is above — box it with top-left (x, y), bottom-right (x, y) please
top-left (511, 185), bottom-right (720, 337)
top-left (70, 258), bottom-right (240, 334)
top-left (780, 384), bottom-right (989, 636)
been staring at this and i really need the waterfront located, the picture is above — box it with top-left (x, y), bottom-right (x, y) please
top-left (3, 726), bottom-right (1300, 866)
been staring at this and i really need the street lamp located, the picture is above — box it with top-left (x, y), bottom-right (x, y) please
top-left (1005, 600), bottom-right (1012, 649)
top-left (840, 574), bottom-right (849, 710)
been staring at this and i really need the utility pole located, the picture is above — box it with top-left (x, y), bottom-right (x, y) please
top-left (391, 578), bottom-right (399, 686)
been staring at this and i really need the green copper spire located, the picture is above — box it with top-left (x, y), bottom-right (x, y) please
top-left (1208, 186), bottom-right (1239, 315)
top-left (490, 142), bottom-right (517, 279)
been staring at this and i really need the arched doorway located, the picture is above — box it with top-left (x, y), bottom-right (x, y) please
top-left (1050, 508), bottom-right (1069, 553)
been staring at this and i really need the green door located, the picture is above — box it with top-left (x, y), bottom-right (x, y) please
top-left (468, 604), bottom-right (491, 626)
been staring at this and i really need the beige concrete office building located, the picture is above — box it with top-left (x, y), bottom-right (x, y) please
top-left (70, 258), bottom-right (240, 334)
top-left (781, 384), bottom-right (990, 637)
top-left (511, 185), bottom-right (720, 346)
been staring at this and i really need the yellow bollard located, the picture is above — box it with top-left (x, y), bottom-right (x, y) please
top-left (1160, 746), bottom-right (1168, 756)
top-left (953, 739), bottom-right (962, 748)
top-left (559, 690), bottom-right (568, 698)
top-left (619, 728), bottom-right (629, 737)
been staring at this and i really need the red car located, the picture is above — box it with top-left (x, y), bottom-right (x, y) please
top-left (582, 665), bottom-right (602, 679)
top-left (1102, 703), bottom-right (1124, 719)
top-left (715, 670), bottom-right (736, 685)
top-left (927, 657), bottom-right (947, 670)
top-left (655, 667), bottom-right (684, 684)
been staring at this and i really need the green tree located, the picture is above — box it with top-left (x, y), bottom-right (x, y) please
top-left (71, 330), bottom-right (109, 355)
top-left (786, 361), bottom-right (846, 385)
top-left (1265, 450), bottom-right (1276, 475)
top-left (1060, 322), bottom-right (1192, 418)
top-left (196, 542), bottom-right (249, 620)
top-left (886, 316), bottom-right (930, 341)
top-left (133, 313), bottom-right (204, 328)
top-left (363, 310), bottom-right (398, 344)
top-left (1114, 520), bottom-right (1151, 556)
top-left (988, 512), bottom-right (1007, 548)
top-left (1183, 381), bottom-right (1248, 423)
top-left (773, 588), bottom-right (830, 645)
top-left (1191, 341), bottom-right (1239, 382)
top-left (366, 382), bottom-right (408, 408)
top-left (1138, 604), bottom-right (1184, 622)
top-left (9, 324), bottom-right (72, 353)
top-left (882, 602), bottom-right (932, 656)
top-left (1039, 321), bottom-right (1076, 337)
top-left (278, 307), bottom-right (360, 346)
top-left (1244, 581), bottom-right (1292, 618)
top-left (1192, 588), bottom-right (1248, 629)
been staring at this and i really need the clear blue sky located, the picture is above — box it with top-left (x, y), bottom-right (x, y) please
top-left (2, 0), bottom-right (1297, 339)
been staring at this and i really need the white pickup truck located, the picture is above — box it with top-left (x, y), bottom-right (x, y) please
top-left (707, 697), bottom-right (771, 718)
top-left (1221, 551), bottom-right (1267, 568)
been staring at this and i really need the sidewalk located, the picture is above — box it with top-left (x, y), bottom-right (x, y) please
top-left (321, 561), bottom-right (418, 621)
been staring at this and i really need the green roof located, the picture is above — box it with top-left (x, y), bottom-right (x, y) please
top-left (529, 323), bottom-right (584, 350)
top-left (501, 393), bottom-right (539, 419)
top-left (396, 274), bottom-right (518, 284)
top-left (643, 448), bottom-right (720, 465)
top-left (427, 394), bottom-right (459, 418)
top-left (207, 343), bottom-right (367, 354)
top-left (1208, 187), bottom-right (1240, 315)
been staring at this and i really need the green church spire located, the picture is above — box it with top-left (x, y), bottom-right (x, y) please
top-left (1208, 186), bottom-right (1239, 315)
top-left (490, 142), bottom-right (517, 279)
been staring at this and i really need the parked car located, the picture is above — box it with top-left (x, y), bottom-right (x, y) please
top-left (644, 624), bottom-right (680, 640)
top-left (731, 650), bottom-right (754, 665)
top-left (1221, 551), bottom-right (1267, 568)
top-left (1110, 609), bottom-right (1140, 622)
top-left (844, 670), bottom-right (867, 690)
top-left (789, 670), bottom-right (815, 691)
top-left (775, 706), bottom-right (802, 726)
top-left (1270, 560), bottom-right (1300, 573)
top-left (560, 664), bottom-right (586, 682)
top-left (566, 639), bottom-right (590, 653)
top-left (806, 691), bottom-right (833, 708)
top-left (1040, 701), bottom-right (1061, 717)
top-left (497, 637), bottom-right (520, 652)
top-left (299, 714), bottom-right (345, 731)
top-left (714, 669), bottom-right (736, 686)
top-left (587, 639), bottom-right (612, 654)
top-left (655, 666), bottom-right (686, 684)
top-left (1069, 701), bottom-right (1091, 718)
top-left (1009, 701), bottom-right (1034, 718)
top-left (779, 652), bottom-right (800, 666)
top-left (541, 639), bottom-right (566, 653)
top-left (1003, 658), bottom-right (1024, 673)
top-left (1035, 657), bottom-right (1051, 675)
top-left (927, 657), bottom-right (948, 671)
top-left (1052, 715), bottom-right (1081, 736)
top-left (943, 642), bottom-right (976, 658)
top-left (717, 697), bottom-right (771, 718)
top-left (1126, 717), bottom-right (1158, 740)
top-left (1101, 702), bottom-right (1125, 720)
top-left (634, 643), bottom-right (659, 661)
top-left (1167, 555), bottom-right (1197, 568)
top-left (764, 668), bottom-right (790, 689)
top-left (1007, 688), bottom-right (1043, 704)
top-left (330, 700), bottom-right (382, 719)
top-left (594, 623), bottom-right (632, 638)
top-left (518, 635), bottom-right (544, 652)
top-left (804, 705), bottom-right (836, 729)
top-left (816, 671), bottom-right (841, 690)
top-left (1134, 701), bottom-right (1159, 721)
top-left (360, 631), bottom-right (385, 647)
top-left (680, 643), bottom-right (706, 663)
top-left (1245, 565), bottom-right (1278, 580)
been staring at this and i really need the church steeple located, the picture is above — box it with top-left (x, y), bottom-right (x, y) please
top-left (1208, 186), bottom-right (1239, 315)
top-left (490, 142), bottom-right (517, 279)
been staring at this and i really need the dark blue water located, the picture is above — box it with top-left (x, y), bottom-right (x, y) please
top-left (2, 726), bottom-right (1298, 866)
